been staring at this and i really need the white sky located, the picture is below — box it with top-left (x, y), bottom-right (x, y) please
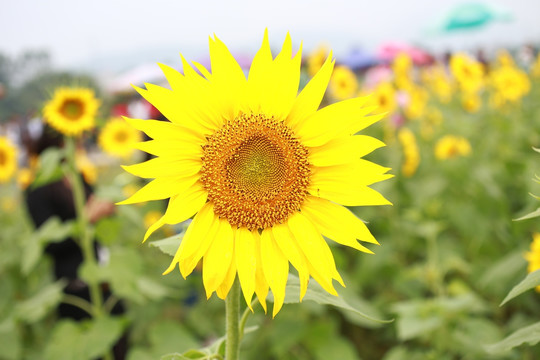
top-left (1, 0), bottom-right (539, 72)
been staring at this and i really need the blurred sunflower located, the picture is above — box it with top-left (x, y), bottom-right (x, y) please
top-left (398, 128), bottom-right (419, 177)
top-left (525, 233), bottom-right (540, 292)
top-left (369, 82), bottom-right (397, 115)
top-left (329, 65), bottom-right (358, 100)
top-left (99, 117), bottom-right (142, 158)
top-left (461, 92), bottom-right (482, 113)
top-left (17, 167), bottom-right (34, 190)
top-left (306, 44), bottom-right (329, 77)
top-left (119, 32), bottom-right (392, 316)
top-left (450, 53), bottom-right (484, 93)
top-left (43, 87), bottom-right (100, 137)
top-left (434, 135), bottom-right (471, 160)
top-left (76, 150), bottom-right (97, 185)
top-left (0, 136), bottom-right (17, 183)
top-left (489, 65), bottom-right (530, 103)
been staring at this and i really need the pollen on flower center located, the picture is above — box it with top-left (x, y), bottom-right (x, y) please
top-left (200, 113), bottom-right (311, 230)
top-left (60, 99), bottom-right (84, 120)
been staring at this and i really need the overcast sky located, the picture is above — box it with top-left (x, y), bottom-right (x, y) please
top-left (1, 0), bottom-right (539, 72)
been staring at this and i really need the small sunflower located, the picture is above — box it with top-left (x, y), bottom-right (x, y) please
top-left (328, 65), bottom-right (359, 100)
top-left (369, 82), bottom-right (397, 115)
top-left (434, 135), bottom-right (471, 160)
top-left (99, 117), bottom-right (142, 158)
top-left (450, 54), bottom-right (484, 93)
top-left (119, 32), bottom-right (392, 316)
top-left (76, 150), bottom-right (97, 185)
top-left (43, 87), bottom-right (100, 137)
top-left (0, 137), bottom-right (17, 183)
top-left (397, 128), bottom-right (419, 177)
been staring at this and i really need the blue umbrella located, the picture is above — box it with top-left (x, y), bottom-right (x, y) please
top-left (341, 48), bottom-right (379, 70)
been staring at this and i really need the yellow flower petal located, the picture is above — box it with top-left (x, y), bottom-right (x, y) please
top-left (302, 196), bottom-right (378, 250)
top-left (272, 223), bottom-right (310, 300)
top-left (287, 212), bottom-right (339, 295)
top-left (309, 135), bottom-right (386, 167)
top-left (287, 53), bottom-right (335, 129)
top-left (117, 175), bottom-right (198, 205)
top-left (235, 227), bottom-right (257, 309)
top-left (253, 231), bottom-right (269, 313)
top-left (260, 229), bottom-right (289, 317)
top-left (203, 218), bottom-right (234, 298)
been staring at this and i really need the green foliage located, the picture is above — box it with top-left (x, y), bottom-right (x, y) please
top-left (44, 317), bottom-right (125, 360)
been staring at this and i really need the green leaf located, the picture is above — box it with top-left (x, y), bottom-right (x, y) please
top-left (0, 319), bottom-right (21, 360)
top-left (21, 217), bottom-right (75, 275)
top-left (44, 317), bottom-right (125, 360)
top-left (32, 147), bottom-right (64, 188)
top-left (95, 217), bottom-right (122, 246)
top-left (14, 280), bottom-right (65, 323)
top-left (82, 317), bottom-right (126, 359)
top-left (514, 207), bottom-right (540, 221)
top-left (160, 349), bottom-right (215, 360)
top-left (277, 274), bottom-right (392, 324)
top-left (149, 234), bottom-right (183, 257)
top-left (149, 320), bottom-right (199, 356)
top-left (500, 269), bottom-right (540, 306)
top-left (485, 321), bottom-right (540, 353)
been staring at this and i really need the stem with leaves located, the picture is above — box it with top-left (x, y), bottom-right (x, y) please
top-left (64, 137), bottom-right (112, 360)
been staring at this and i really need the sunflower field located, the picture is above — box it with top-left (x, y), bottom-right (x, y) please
top-left (1, 35), bottom-right (540, 360)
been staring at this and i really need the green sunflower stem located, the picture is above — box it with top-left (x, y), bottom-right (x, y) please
top-left (65, 137), bottom-right (112, 360)
top-left (225, 277), bottom-right (241, 360)
top-left (65, 137), bottom-right (105, 317)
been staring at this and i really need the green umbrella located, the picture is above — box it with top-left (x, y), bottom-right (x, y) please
top-left (428, 2), bottom-right (513, 33)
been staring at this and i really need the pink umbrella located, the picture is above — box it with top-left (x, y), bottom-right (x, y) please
top-left (377, 42), bottom-right (434, 65)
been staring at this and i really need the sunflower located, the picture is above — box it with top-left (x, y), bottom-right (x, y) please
top-left (119, 32), bottom-right (392, 316)
top-left (0, 136), bottom-right (17, 183)
top-left (307, 44), bottom-right (329, 77)
top-left (397, 128), bottom-right (419, 177)
top-left (434, 135), bottom-right (471, 160)
top-left (450, 53), bottom-right (484, 93)
top-left (369, 82), bottom-right (397, 115)
top-left (99, 117), bottom-right (142, 158)
top-left (43, 87), bottom-right (100, 137)
top-left (328, 65), bottom-right (359, 100)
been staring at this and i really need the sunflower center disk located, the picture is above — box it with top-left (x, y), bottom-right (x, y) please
top-left (201, 113), bottom-right (311, 231)
top-left (0, 151), bottom-right (6, 166)
top-left (60, 99), bottom-right (84, 120)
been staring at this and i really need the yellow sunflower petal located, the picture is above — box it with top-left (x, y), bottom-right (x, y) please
top-left (287, 53), bottom-right (335, 129)
top-left (302, 196), bottom-right (378, 250)
top-left (310, 185), bottom-right (392, 207)
top-left (162, 203), bottom-right (214, 276)
top-left (163, 183), bottom-right (207, 225)
top-left (287, 212), bottom-right (339, 295)
top-left (261, 229), bottom-right (289, 317)
top-left (216, 256), bottom-right (237, 300)
top-left (203, 218), bottom-right (235, 298)
top-left (311, 160), bottom-right (393, 188)
top-left (121, 157), bottom-right (201, 179)
top-left (134, 140), bottom-right (202, 159)
top-left (116, 175), bottom-right (198, 205)
top-left (124, 117), bottom-right (203, 143)
top-left (272, 223), bottom-right (310, 300)
top-left (309, 135), bottom-right (386, 167)
top-left (133, 85), bottom-right (212, 135)
top-left (235, 227), bottom-right (257, 309)
top-left (253, 231), bottom-right (269, 313)
top-left (294, 97), bottom-right (375, 147)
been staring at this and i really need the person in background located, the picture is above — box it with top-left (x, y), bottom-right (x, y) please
top-left (24, 124), bottom-right (127, 359)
